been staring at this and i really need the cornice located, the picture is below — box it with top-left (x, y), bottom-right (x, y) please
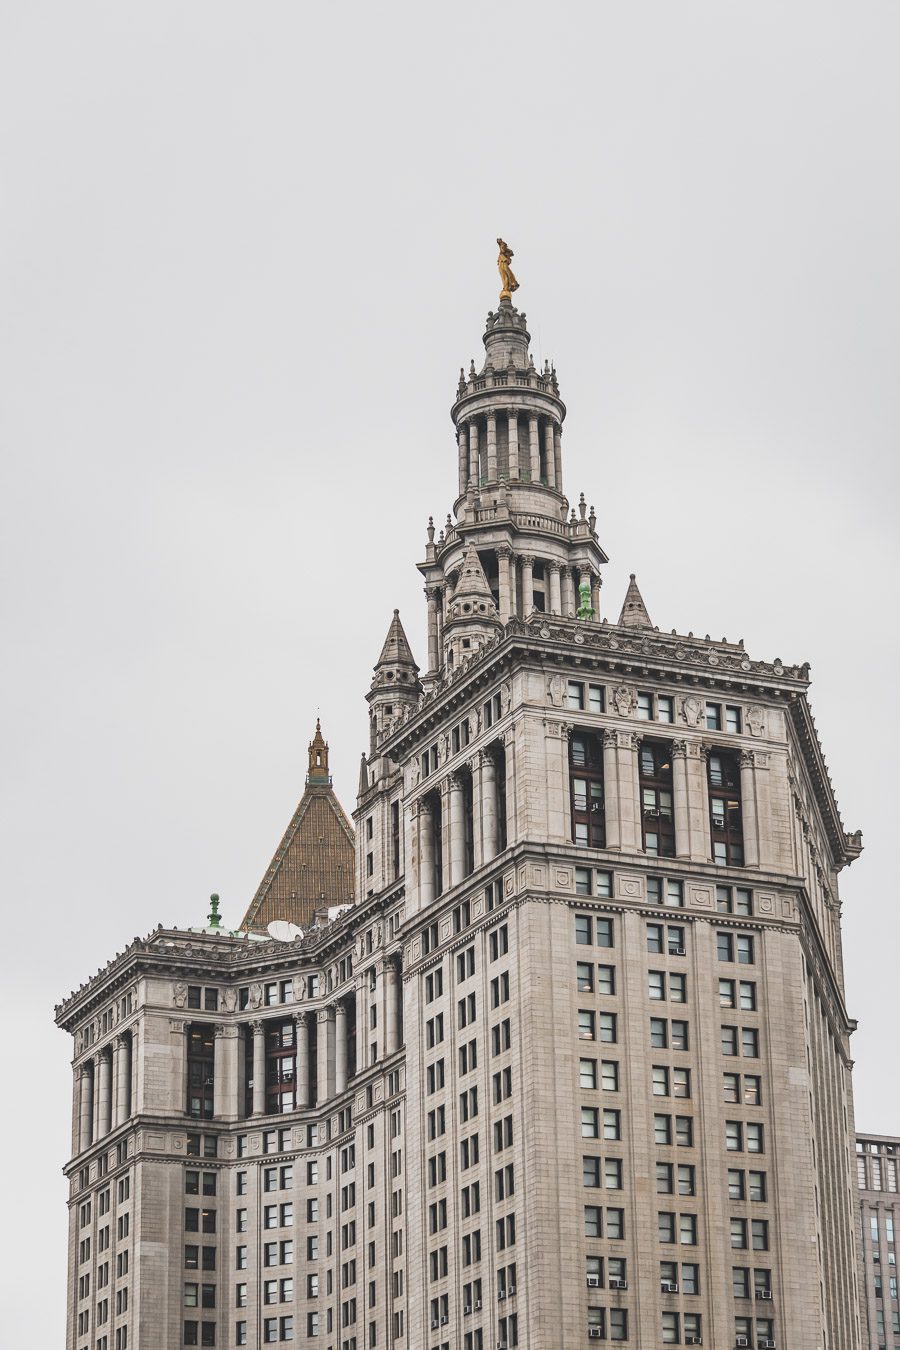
top-left (787, 697), bottom-right (862, 871)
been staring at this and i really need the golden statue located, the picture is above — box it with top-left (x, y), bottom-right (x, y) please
top-left (497, 238), bottom-right (519, 299)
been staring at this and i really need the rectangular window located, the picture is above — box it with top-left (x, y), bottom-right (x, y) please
top-left (570, 733), bottom-right (606, 848)
top-left (640, 743), bottom-right (675, 857)
top-left (708, 751), bottom-right (744, 866)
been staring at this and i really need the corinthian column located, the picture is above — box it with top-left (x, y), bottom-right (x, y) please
top-left (507, 411), bottom-right (519, 479)
top-left (739, 751), bottom-right (760, 868)
top-left (317, 1006), bottom-right (335, 1104)
top-left (520, 555), bottom-right (534, 615)
top-left (497, 546), bottom-right (513, 623)
top-left (448, 773), bottom-right (466, 887)
top-left (486, 412), bottom-right (498, 482)
top-left (295, 1013), bottom-right (310, 1108)
top-left (548, 562), bottom-right (561, 616)
top-left (672, 741), bottom-right (691, 859)
top-left (602, 730), bottom-right (621, 851)
top-left (113, 1033), bottom-right (131, 1128)
top-left (457, 424), bottom-right (468, 497)
top-left (334, 1003), bottom-right (349, 1096)
top-left (419, 801), bottom-right (435, 907)
top-left (79, 1065), bottom-right (94, 1152)
top-left (384, 959), bottom-right (400, 1057)
top-left (251, 1020), bottom-right (266, 1116)
top-left (97, 1051), bottom-right (112, 1139)
top-left (544, 421), bottom-right (557, 488)
top-left (528, 416), bottom-right (540, 481)
top-left (468, 420), bottom-right (479, 485)
top-left (481, 753), bottom-right (498, 862)
top-left (425, 588), bottom-right (439, 673)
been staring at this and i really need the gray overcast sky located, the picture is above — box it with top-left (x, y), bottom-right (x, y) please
top-left (2, 2), bottom-right (898, 1338)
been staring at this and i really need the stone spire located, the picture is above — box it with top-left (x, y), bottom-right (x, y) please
top-left (367, 609), bottom-right (422, 755)
top-left (375, 609), bottom-right (419, 675)
top-left (617, 573), bottom-right (652, 629)
top-left (307, 717), bottom-right (331, 785)
top-left (442, 545), bottom-right (502, 670)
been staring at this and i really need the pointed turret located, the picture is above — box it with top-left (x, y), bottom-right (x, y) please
top-left (358, 752), bottom-right (369, 796)
top-left (240, 718), bottom-right (355, 932)
top-left (442, 545), bottom-right (502, 670)
top-left (367, 609), bottom-right (423, 755)
top-left (617, 573), bottom-right (652, 629)
top-left (376, 609), bottom-right (419, 674)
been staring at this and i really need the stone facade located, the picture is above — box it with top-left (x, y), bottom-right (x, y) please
top-left (57, 286), bottom-right (865, 1350)
top-left (857, 1134), bottom-right (900, 1349)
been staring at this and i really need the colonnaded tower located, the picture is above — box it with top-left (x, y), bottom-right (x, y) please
top-left (57, 254), bottom-right (864, 1350)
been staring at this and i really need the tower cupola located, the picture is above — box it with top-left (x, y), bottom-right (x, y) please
top-left (442, 544), bottom-right (502, 670)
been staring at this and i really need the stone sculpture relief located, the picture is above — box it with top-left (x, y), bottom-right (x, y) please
top-left (746, 705), bottom-right (766, 737)
top-left (612, 685), bottom-right (637, 717)
top-left (679, 695), bottom-right (704, 727)
top-left (172, 981), bottom-right (188, 1009)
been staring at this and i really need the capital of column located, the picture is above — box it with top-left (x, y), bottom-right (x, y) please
top-left (670, 740), bottom-right (689, 759)
top-left (113, 1032), bottom-right (129, 1049)
top-left (333, 1001), bottom-right (348, 1020)
top-left (519, 554), bottom-right (535, 568)
top-left (740, 749), bottom-right (757, 769)
top-left (249, 1019), bottom-right (265, 1036)
top-left (496, 544), bottom-right (512, 560)
top-left (547, 560), bottom-right (560, 575)
top-left (79, 1063), bottom-right (93, 1079)
top-left (294, 1010), bottom-right (310, 1029)
top-left (317, 1006), bottom-right (334, 1024)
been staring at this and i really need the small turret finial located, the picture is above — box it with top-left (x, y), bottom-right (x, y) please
top-left (208, 894), bottom-right (221, 929)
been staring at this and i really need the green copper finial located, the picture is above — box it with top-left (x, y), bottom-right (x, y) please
top-left (577, 577), bottom-right (595, 621)
top-left (208, 893), bottom-right (221, 928)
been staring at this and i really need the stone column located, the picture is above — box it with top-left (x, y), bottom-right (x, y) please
top-left (548, 562), bottom-right (561, 615)
top-left (468, 420), bottom-right (479, 485)
top-left (602, 730), bottom-right (621, 851)
top-left (590, 572), bottom-right (601, 622)
top-left (457, 424), bottom-right (468, 498)
top-left (470, 758), bottom-right (484, 871)
top-left (561, 567), bottom-right (575, 617)
top-left (448, 772), bottom-right (466, 887)
top-left (384, 960), bottom-right (400, 1057)
top-left (672, 741), bottom-right (691, 860)
top-left (544, 420), bottom-right (557, 488)
top-left (419, 800), bottom-right (435, 907)
top-left (486, 411), bottom-right (498, 482)
top-left (520, 555), bottom-right (534, 616)
top-left (214, 1025), bottom-right (239, 1121)
top-left (425, 588), bottom-right (439, 673)
top-left (497, 545), bottom-right (512, 623)
top-left (334, 1003), bottom-right (349, 1096)
top-left (295, 1012), bottom-right (310, 1108)
top-left (481, 752), bottom-right (498, 862)
top-left (317, 1006), bottom-right (335, 1103)
top-left (553, 424), bottom-right (563, 492)
top-left (440, 779), bottom-right (452, 895)
top-left (251, 1021), bottom-right (267, 1116)
top-left (739, 751), bottom-right (760, 868)
top-left (619, 730), bottom-right (641, 851)
top-left (507, 411), bottom-right (519, 479)
top-left (113, 1033), bottom-right (131, 1127)
top-left (130, 1020), bottom-right (142, 1116)
top-left (682, 742), bottom-right (713, 861)
top-left (78, 1065), bottom-right (94, 1152)
top-left (503, 729), bottom-right (517, 847)
top-left (97, 1050), bottom-right (112, 1138)
top-left (528, 416), bottom-right (540, 481)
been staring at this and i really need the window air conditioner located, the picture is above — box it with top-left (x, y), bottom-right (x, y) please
top-left (686, 1339), bottom-right (702, 1346)
top-left (588, 1330), bottom-right (602, 1340)
top-left (608, 1278), bottom-right (627, 1289)
top-left (464, 1305), bottom-right (472, 1314)
top-left (756, 1289), bottom-right (773, 1301)
top-left (441, 1316), bottom-right (448, 1325)
top-left (498, 1291), bottom-right (506, 1300)
top-left (431, 1319), bottom-right (439, 1330)
top-left (661, 1281), bottom-right (679, 1293)
top-left (474, 1300), bottom-right (482, 1309)
top-left (508, 1285), bottom-right (516, 1295)
top-left (761, 1341), bottom-right (776, 1349)
top-left (586, 1276), bottom-right (600, 1288)
top-left (736, 1339), bottom-right (750, 1348)
top-left (670, 945), bottom-right (686, 956)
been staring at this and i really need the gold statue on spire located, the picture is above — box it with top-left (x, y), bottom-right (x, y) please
top-left (497, 238), bottom-right (519, 299)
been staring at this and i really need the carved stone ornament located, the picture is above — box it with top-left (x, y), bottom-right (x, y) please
top-left (500, 681), bottom-right (511, 715)
top-left (547, 673), bottom-right (564, 707)
top-left (679, 694), bottom-right (704, 727)
top-left (247, 982), bottom-right (263, 1011)
top-left (746, 705), bottom-right (766, 737)
top-left (409, 759), bottom-right (420, 787)
top-left (293, 974), bottom-right (308, 1003)
top-left (172, 981), bottom-right (188, 1009)
top-left (612, 685), bottom-right (637, 717)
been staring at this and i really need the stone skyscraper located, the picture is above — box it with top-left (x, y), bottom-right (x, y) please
top-left (57, 271), bottom-right (864, 1350)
